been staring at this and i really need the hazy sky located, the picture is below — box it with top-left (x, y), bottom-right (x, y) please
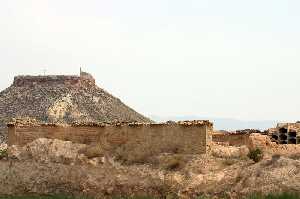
top-left (1, 0), bottom-right (300, 121)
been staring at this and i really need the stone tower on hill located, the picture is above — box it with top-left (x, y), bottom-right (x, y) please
top-left (0, 70), bottom-right (151, 142)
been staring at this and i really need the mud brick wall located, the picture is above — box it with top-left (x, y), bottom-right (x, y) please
top-left (8, 122), bottom-right (212, 159)
top-left (213, 132), bottom-right (250, 146)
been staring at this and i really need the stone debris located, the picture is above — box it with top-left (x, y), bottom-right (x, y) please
top-left (177, 120), bottom-right (213, 126)
top-left (236, 129), bottom-right (263, 134)
top-left (8, 118), bottom-right (213, 128)
top-left (8, 138), bottom-right (102, 165)
top-left (8, 117), bottom-right (39, 127)
top-left (210, 143), bottom-right (249, 158)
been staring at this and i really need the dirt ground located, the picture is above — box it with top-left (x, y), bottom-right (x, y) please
top-left (1, 135), bottom-right (300, 199)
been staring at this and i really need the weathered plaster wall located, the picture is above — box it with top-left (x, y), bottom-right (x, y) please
top-left (8, 122), bottom-right (212, 161)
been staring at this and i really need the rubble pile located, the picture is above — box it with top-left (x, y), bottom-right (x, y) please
top-left (8, 118), bottom-right (212, 128)
top-left (210, 143), bottom-right (249, 158)
top-left (177, 120), bottom-right (213, 127)
top-left (8, 117), bottom-right (39, 127)
top-left (236, 129), bottom-right (263, 134)
top-left (8, 138), bottom-right (103, 165)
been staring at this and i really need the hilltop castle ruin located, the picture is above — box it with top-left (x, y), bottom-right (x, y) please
top-left (13, 69), bottom-right (96, 88)
top-left (0, 70), bottom-right (151, 144)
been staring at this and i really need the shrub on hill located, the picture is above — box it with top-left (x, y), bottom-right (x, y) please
top-left (247, 148), bottom-right (264, 163)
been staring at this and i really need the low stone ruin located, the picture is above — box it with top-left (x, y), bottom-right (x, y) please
top-left (213, 123), bottom-right (300, 147)
top-left (8, 119), bottom-right (213, 163)
top-left (268, 123), bottom-right (300, 144)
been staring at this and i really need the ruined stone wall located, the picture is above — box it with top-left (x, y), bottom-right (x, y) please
top-left (213, 132), bottom-right (250, 146)
top-left (13, 75), bottom-right (95, 88)
top-left (8, 121), bottom-right (212, 161)
top-left (269, 123), bottom-right (300, 144)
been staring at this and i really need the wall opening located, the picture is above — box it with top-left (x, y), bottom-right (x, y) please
top-left (279, 134), bottom-right (287, 140)
top-left (288, 138), bottom-right (297, 144)
top-left (279, 140), bottom-right (287, 144)
top-left (297, 137), bottom-right (300, 144)
top-left (279, 128), bottom-right (288, 134)
top-left (288, 131), bottom-right (297, 137)
top-left (271, 134), bottom-right (278, 140)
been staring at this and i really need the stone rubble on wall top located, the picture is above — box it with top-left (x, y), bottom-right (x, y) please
top-left (8, 118), bottom-right (213, 128)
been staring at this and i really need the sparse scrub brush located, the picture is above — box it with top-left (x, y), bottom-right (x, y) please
top-left (0, 148), bottom-right (7, 159)
top-left (288, 153), bottom-right (300, 160)
top-left (247, 148), bottom-right (263, 163)
top-left (163, 155), bottom-right (185, 171)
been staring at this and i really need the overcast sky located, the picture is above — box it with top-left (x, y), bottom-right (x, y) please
top-left (0, 0), bottom-right (300, 121)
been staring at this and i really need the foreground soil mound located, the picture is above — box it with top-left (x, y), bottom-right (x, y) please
top-left (185, 155), bottom-right (300, 198)
top-left (2, 138), bottom-right (300, 199)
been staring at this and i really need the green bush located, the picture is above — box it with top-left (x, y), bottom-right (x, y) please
top-left (247, 148), bottom-right (263, 163)
top-left (0, 149), bottom-right (7, 159)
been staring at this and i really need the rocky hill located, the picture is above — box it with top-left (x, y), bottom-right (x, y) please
top-left (0, 71), bottom-right (151, 142)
